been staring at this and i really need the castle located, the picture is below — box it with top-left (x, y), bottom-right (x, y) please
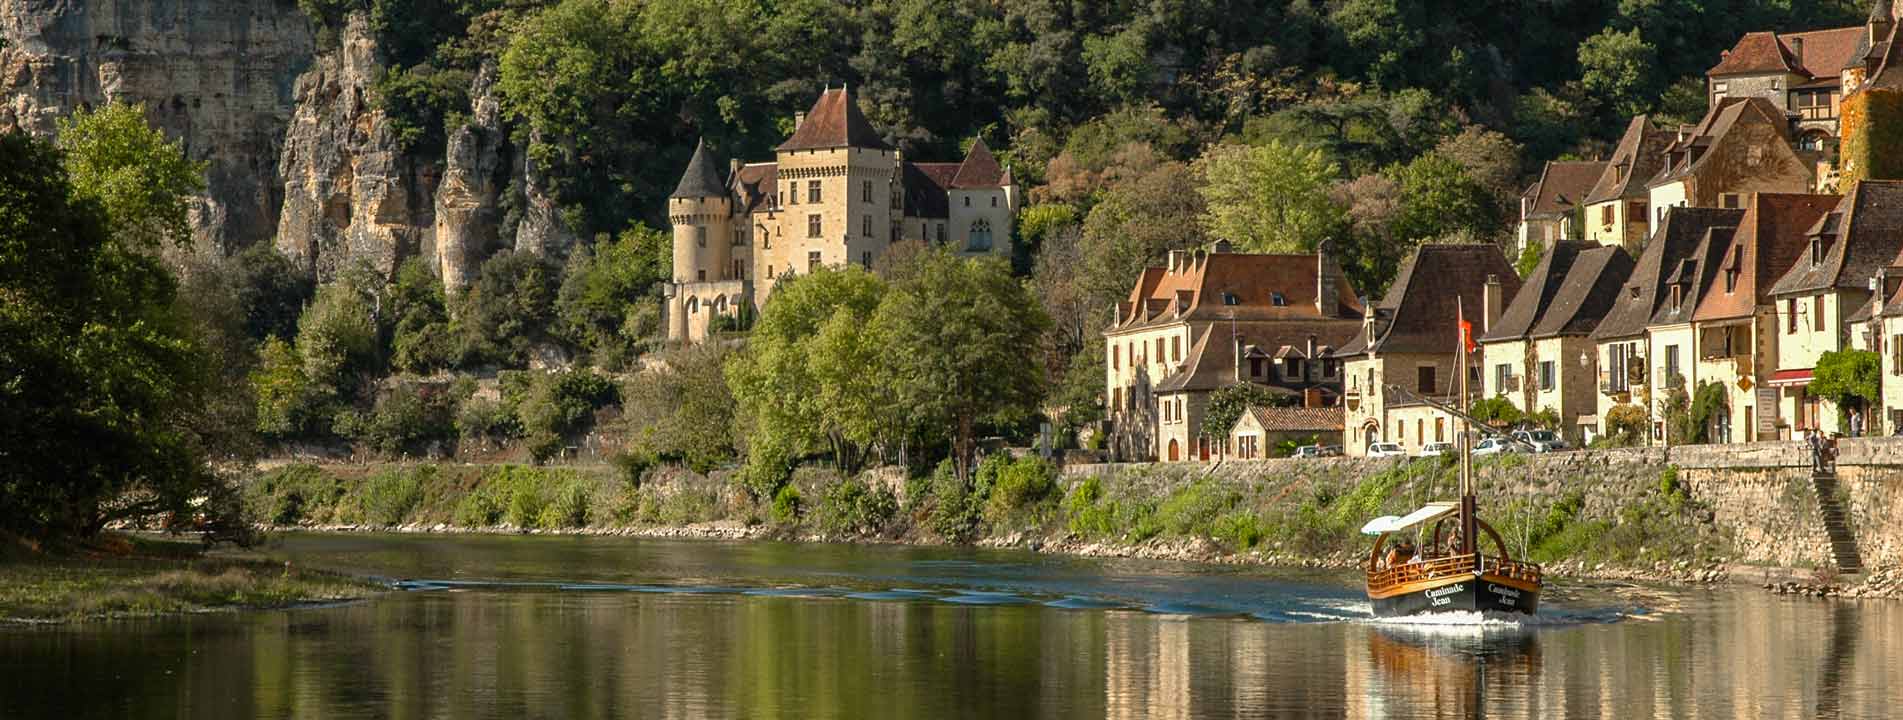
top-left (664, 87), bottom-right (1021, 342)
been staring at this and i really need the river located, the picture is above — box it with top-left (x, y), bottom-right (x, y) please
top-left (2, 533), bottom-right (1897, 719)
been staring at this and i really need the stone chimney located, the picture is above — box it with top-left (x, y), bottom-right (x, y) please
top-left (1791, 37), bottom-right (1805, 67)
top-left (1316, 239), bottom-right (1341, 317)
top-left (1167, 249), bottom-right (1185, 273)
top-left (794, 111), bottom-right (806, 129)
top-left (1874, 0), bottom-right (1898, 45)
top-left (729, 158), bottom-right (742, 179)
top-left (1483, 274), bottom-right (1504, 333)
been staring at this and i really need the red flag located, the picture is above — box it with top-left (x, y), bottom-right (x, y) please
top-left (1460, 319), bottom-right (1477, 353)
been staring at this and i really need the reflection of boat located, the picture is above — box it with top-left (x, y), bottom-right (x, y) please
top-left (1361, 302), bottom-right (1544, 618)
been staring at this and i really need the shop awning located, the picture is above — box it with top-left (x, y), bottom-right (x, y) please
top-left (1767, 369), bottom-right (1813, 388)
top-left (1575, 414), bottom-right (1599, 426)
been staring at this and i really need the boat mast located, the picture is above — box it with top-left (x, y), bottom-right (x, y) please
top-left (1457, 299), bottom-right (1476, 556)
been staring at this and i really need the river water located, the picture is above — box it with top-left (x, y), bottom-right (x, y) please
top-left (3, 533), bottom-right (1897, 719)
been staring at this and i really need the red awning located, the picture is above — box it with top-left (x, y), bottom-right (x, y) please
top-left (1767, 369), bottom-right (1813, 387)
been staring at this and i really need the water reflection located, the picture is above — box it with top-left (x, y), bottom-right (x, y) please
top-left (1, 535), bottom-right (1900, 719)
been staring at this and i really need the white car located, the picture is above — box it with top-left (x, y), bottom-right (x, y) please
top-left (1513, 430), bottom-right (1568, 453)
top-left (1472, 437), bottom-right (1524, 456)
top-left (1366, 442), bottom-right (1408, 458)
top-left (1419, 442), bottom-right (1454, 457)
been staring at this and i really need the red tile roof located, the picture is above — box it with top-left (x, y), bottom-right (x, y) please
top-left (734, 162), bottom-right (778, 214)
top-left (1112, 250), bottom-right (1364, 331)
top-left (1584, 116), bottom-right (1674, 205)
top-left (1772, 180), bottom-right (1903, 296)
top-left (776, 87), bottom-right (891, 152)
top-left (1524, 161), bottom-right (1608, 219)
top-left (1243, 406), bottom-right (1345, 433)
top-left (1709, 27), bottom-right (1864, 82)
top-left (950, 138), bottom-right (1006, 188)
top-left (1335, 245), bottom-right (1522, 357)
top-left (1692, 193), bottom-right (1839, 322)
top-left (902, 162), bottom-right (960, 218)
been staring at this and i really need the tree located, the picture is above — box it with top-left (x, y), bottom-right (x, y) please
top-left (871, 249), bottom-right (1051, 482)
top-left (1078, 161), bottom-right (1205, 309)
top-left (0, 132), bottom-right (221, 539)
top-left (1200, 383), bottom-right (1294, 443)
top-left (1810, 349), bottom-right (1881, 417)
top-left (295, 274), bottom-right (383, 423)
top-left (452, 250), bottom-right (558, 367)
top-left (1388, 151), bottom-right (1501, 243)
top-left (622, 343), bottom-right (738, 473)
top-left (555, 223), bottom-right (671, 367)
top-left (389, 258), bottom-right (455, 374)
top-left (1195, 141), bottom-right (1346, 253)
top-left (55, 102), bottom-right (206, 251)
top-left (228, 243), bottom-right (315, 343)
top-left (1578, 28), bottom-right (1659, 120)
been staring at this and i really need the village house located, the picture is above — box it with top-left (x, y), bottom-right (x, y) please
top-left (1644, 97), bottom-right (1814, 239)
top-left (1861, 268), bottom-right (1903, 433)
top-left (1687, 193), bottom-right (1840, 443)
top-left (664, 87), bottom-right (1019, 342)
top-left (1590, 208), bottom-right (1744, 444)
top-left (1766, 180), bottom-right (1903, 435)
top-left (1228, 406), bottom-right (1345, 459)
top-left (1103, 243), bottom-right (1362, 462)
top-left (1515, 160), bottom-right (1606, 256)
top-left (1479, 241), bottom-right (1635, 445)
top-left (1582, 116), bottom-right (1674, 250)
top-left (1336, 244), bottom-right (1521, 457)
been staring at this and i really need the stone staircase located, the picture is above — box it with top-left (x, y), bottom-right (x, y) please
top-left (1811, 469), bottom-right (1864, 574)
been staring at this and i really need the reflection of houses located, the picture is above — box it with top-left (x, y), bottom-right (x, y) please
top-left (1769, 180), bottom-right (1903, 435)
top-left (663, 87), bottom-right (1020, 342)
top-left (1583, 116), bottom-right (1674, 250)
top-left (1479, 241), bottom-right (1635, 445)
top-left (1516, 160), bottom-right (1606, 255)
top-left (1690, 193), bottom-right (1840, 442)
top-left (1644, 97), bottom-right (1814, 239)
top-left (1229, 406), bottom-right (1345, 459)
top-left (1591, 208), bottom-right (1743, 443)
top-left (1103, 243), bottom-right (1361, 462)
top-left (1337, 245), bottom-right (1521, 456)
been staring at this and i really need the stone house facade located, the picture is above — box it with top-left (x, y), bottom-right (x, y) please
top-left (1644, 97), bottom-right (1814, 240)
top-left (1516, 160), bottom-right (1605, 256)
top-left (1104, 243), bottom-right (1362, 463)
top-left (1582, 115), bottom-right (1673, 250)
top-left (1336, 245), bottom-right (1521, 456)
top-left (1479, 241), bottom-right (1634, 445)
top-left (1229, 406), bottom-right (1344, 459)
top-left (664, 87), bottom-right (1019, 343)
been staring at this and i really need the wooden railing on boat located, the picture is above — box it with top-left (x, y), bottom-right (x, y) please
top-left (1365, 553), bottom-right (1544, 594)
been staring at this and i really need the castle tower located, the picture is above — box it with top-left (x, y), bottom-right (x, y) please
top-left (758, 86), bottom-right (896, 305)
top-left (670, 139), bottom-right (734, 284)
top-left (947, 137), bottom-right (1018, 257)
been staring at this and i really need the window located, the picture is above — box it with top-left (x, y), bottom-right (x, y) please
top-left (1417, 366), bottom-right (1436, 394)
top-left (733, 260), bottom-right (744, 279)
top-left (1714, 81), bottom-right (1728, 96)
top-left (687, 296), bottom-right (699, 314)
top-left (1539, 361), bottom-right (1555, 391)
top-left (1171, 337), bottom-right (1181, 362)
top-left (807, 180), bottom-right (820, 204)
top-left (1271, 292), bottom-right (1287, 306)
top-left (697, 269), bottom-right (705, 281)
top-left (862, 215), bottom-right (872, 237)
top-left (1495, 363), bottom-right (1512, 392)
top-left (1814, 295), bottom-right (1825, 331)
top-left (1250, 357), bottom-right (1264, 377)
top-left (1416, 419), bottom-right (1423, 446)
top-left (1665, 345), bottom-right (1680, 383)
top-left (1601, 205), bottom-right (1614, 226)
top-left (862, 180), bottom-right (872, 203)
top-left (935, 224), bottom-right (946, 244)
top-left (785, 189), bottom-right (793, 206)
top-left (1155, 337), bottom-right (1164, 360)
top-left (861, 251), bottom-right (872, 268)
top-left (808, 214), bottom-right (822, 238)
top-left (1811, 238), bottom-right (1824, 266)
top-left (694, 226), bottom-right (706, 247)
top-left (733, 228), bottom-right (744, 246)
top-left (1113, 345), bottom-right (1121, 371)
top-left (1793, 89), bottom-right (1834, 120)
top-left (808, 251), bottom-right (821, 273)
top-left (990, 196), bottom-right (998, 207)
top-left (1435, 418), bottom-right (1445, 443)
top-left (1630, 201), bottom-right (1647, 221)
top-left (1788, 298), bottom-right (1798, 333)
top-left (1721, 193), bottom-right (1742, 209)
top-left (1893, 334), bottom-right (1903, 374)
top-left (1113, 387), bottom-right (1121, 412)
top-left (1221, 292), bottom-right (1239, 305)
top-left (1745, 146), bottom-right (1764, 167)
top-left (767, 265), bottom-right (775, 279)
top-left (963, 196), bottom-right (970, 207)
top-left (968, 219), bottom-right (993, 251)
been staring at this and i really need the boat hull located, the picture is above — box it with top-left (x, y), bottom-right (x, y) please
top-left (1369, 574), bottom-right (1540, 618)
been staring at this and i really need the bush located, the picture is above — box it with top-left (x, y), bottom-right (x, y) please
top-left (453, 490), bottom-right (504, 527)
top-left (815, 476), bottom-right (898, 537)
top-left (984, 456), bottom-right (1059, 526)
top-left (337, 384), bottom-right (464, 456)
top-left (928, 459), bottom-right (988, 542)
top-left (771, 484), bottom-right (802, 525)
top-left (244, 464), bottom-right (347, 525)
top-left (507, 369), bottom-right (620, 462)
top-left (1063, 476), bottom-right (1117, 537)
top-left (539, 482), bottom-right (591, 529)
top-left (1211, 510), bottom-right (1266, 550)
top-left (1602, 403), bottom-right (1647, 447)
top-left (348, 467), bottom-right (429, 525)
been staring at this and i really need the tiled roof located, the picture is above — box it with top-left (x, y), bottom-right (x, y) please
top-left (1649, 98), bottom-right (1792, 188)
top-left (1334, 244), bottom-right (1522, 357)
top-left (902, 162), bottom-right (960, 219)
top-left (1771, 180), bottom-right (1903, 296)
top-left (1650, 227), bottom-right (1737, 327)
top-left (1530, 246), bottom-right (1636, 338)
top-left (950, 138), bottom-right (1006, 188)
top-left (1110, 250), bottom-right (1364, 332)
top-left (1593, 208), bottom-right (1745, 340)
top-left (733, 162), bottom-right (778, 214)
top-left (776, 87), bottom-right (892, 152)
top-left (1483, 240), bottom-right (1589, 342)
top-left (1153, 321), bottom-right (1359, 394)
top-left (1243, 406), bottom-right (1345, 433)
top-left (670, 139), bottom-right (727, 199)
top-left (1709, 32), bottom-right (1800, 76)
top-left (1709, 27), bottom-right (1864, 82)
top-left (1524, 161), bottom-right (1607, 219)
top-left (1584, 116), bottom-right (1673, 205)
top-left (1692, 193), bottom-right (1840, 322)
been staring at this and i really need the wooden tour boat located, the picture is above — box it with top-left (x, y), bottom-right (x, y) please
top-left (1361, 302), bottom-right (1544, 618)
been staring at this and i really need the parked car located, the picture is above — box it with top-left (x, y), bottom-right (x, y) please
top-left (1472, 437), bottom-right (1524, 456)
top-left (1319, 445), bottom-right (1344, 457)
top-left (1294, 445), bottom-right (1323, 459)
top-left (1419, 441), bottom-right (1454, 457)
top-left (1512, 430), bottom-right (1568, 453)
top-left (1366, 442), bottom-right (1408, 458)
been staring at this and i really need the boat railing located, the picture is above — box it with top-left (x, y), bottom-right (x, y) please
top-left (1366, 553), bottom-right (1543, 593)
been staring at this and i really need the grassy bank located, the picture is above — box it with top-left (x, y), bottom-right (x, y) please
top-left (0, 535), bottom-right (378, 623)
top-left (245, 453), bottom-right (1732, 574)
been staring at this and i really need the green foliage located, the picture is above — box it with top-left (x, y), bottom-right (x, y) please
top-left (347, 466), bottom-right (429, 525)
top-left (1200, 383), bottom-right (1293, 442)
top-left (296, 274), bottom-right (383, 411)
top-left (253, 337), bottom-right (317, 437)
top-left (814, 476), bottom-right (899, 537)
top-left (1526, 407), bottom-right (1561, 431)
top-left (1388, 151), bottom-right (1502, 244)
top-left (1195, 141), bottom-right (1346, 253)
top-left (507, 369), bottom-right (619, 462)
top-left (452, 251), bottom-right (558, 368)
top-left (1602, 403), bottom-right (1649, 447)
top-left (229, 244), bottom-right (315, 343)
top-left (334, 382), bottom-right (467, 456)
top-left (1687, 382), bottom-right (1729, 444)
top-left (983, 456), bottom-right (1060, 526)
top-left (621, 344), bottom-right (737, 473)
top-left (1578, 28), bottom-right (1660, 119)
top-left (243, 464), bottom-right (347, 525)
top-left (1658, 385), bottom-right (1693, 445)
top-left (389, 258), bottom-right (455, 374)
top-left (1810, 350), bottom-right (1881, 410)
top-left (770, 484), bottom-right (803, 525)
top-left (555, 224), bottom-right (671, 367)
top-left (55, 102), bottom-right (206, 250)
top-left (373, 64), bottom-right (472, 153)
top-left (927, 458), bottom-right (989, 543)
top-left (1469, 396), bottom-right (1524, 426)
top-left (1516, 240), bottom-right (1544, 278)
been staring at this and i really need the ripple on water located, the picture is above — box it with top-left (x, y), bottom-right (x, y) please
top-left (1043, 596), bottom-right (1127, 611)
top-left (940, 591), bottom-right (1033, 606)
top-left (844, 589), bottom-right (938, 601)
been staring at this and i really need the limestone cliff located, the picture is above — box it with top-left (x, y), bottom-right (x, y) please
top-left (0, 0), bottom-right (314, 254)
top-left (513, 129), bottom-right (575, 260)
top-left (273, 12), bottom-right (436, 281)
top-left (431, 60), bottom-right (506, 292)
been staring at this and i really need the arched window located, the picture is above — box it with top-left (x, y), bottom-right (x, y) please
top-left (968, 219), bottom-right (992, 252)
top-left (686, 296), bottom-right (700, 314)
top-left (715, 295), bottom-right (727, 313)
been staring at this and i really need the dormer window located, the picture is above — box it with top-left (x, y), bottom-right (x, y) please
top-left (1671, 285), bottom-right (1682, 311)
top-left (1271, 292), bottom-right (1287, 307)
top-left (1811, 237), bottom-right (1824, 266)
top-left (1222, 292), bottom-right (1240, 306)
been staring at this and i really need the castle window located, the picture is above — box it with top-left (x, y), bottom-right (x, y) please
top-left (936, 223), bottom-right (946, 244)
top-left (1271, 292), bottom-right (1287, 306)
top-left (786, 189), bottom-right (795, 206)
top-left (695, 226), bottom-right (706, 247)
top-left (990, 196), bottom-right (998, 207)
top-left (862, 251), bottom-right (872, 268)
top-left (862, 214), bottom-right (872, 238)
top-left (1222, 292), bottom-right (1239, 305)
top-left (733, 260), bottom-right (744, 279)
top-left (968, 219), bottom-right (993, 252)
top-left (768, 265), bottom-right (775, 279)
top-left (687, 297), bottom-right (699, 314)
top-left (808, 180), bottom-right (821, 204)
top-left (808, 214), bottom-right (821, 238)
top-left (697, 270), bottom-right (705, 282)
top-left (808, 251), bottom-right (821, 273)
top-left (862, 180), bottom-right (872, 203)
top-left (732, 228), bottom-right (743, 246)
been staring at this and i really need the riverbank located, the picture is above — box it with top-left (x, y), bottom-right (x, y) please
top-left (240, 451), bottom-right (1860, 590)
top-left (0, 534), bottom-right (381, 624)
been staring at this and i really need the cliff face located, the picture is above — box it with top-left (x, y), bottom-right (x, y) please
top-left (432, 60), bottom-right (506, 292)
top-left (0, 0), bottom-right (315, 254)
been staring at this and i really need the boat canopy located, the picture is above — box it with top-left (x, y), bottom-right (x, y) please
top-left (1358, 502), bottom-right (1459, 536)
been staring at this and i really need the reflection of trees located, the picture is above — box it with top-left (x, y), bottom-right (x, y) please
top-left (1813, 602), bottom-right (1857, 720)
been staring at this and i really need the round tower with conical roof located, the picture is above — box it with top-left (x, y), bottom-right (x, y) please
top-left (670, 139), bottom-right (734, 285)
